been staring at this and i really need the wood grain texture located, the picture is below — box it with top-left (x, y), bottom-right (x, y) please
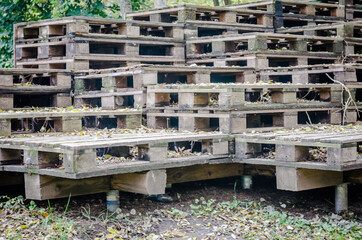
top-left (166, 163), bottom-right (243, 184)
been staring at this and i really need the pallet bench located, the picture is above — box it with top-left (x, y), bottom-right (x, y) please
top-left (146, 83), bottom-right (342, 109)
top-left (234, 127), bottom-right (362, 191)
top-left (0, 108), bottom-right (141, 136)
top-left (127, 4), bottom-right (273, 27)
top-left (147, 107), bottom-right (342, 133)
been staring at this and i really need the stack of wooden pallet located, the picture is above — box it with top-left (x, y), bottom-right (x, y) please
top-left (0, 1), bottom-right (360, 211)
top-left (0, 68), bottom-right (141, 136)
top-left (14, 17), bottom-right (185, 70)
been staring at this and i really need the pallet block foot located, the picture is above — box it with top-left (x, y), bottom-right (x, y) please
top-left (25, 174), bottom-right (110, 200)
top-left (117, 114), bottom-right (142, 129)
top-left (111, 170), bottom-right (166, 195)
top-left (54, 117), bottom-right (82, 132)
top-left (0, 119), bottom-right (11, 136)
top-left (63, 149), bottom-right (97, 173)
top-left (276, 167), bottom-right (343, 191)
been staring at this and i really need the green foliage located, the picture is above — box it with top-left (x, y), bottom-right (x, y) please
top-left (0, 0), bottom-right (45, 68)
top-left (49, 0), bottom-right (109, 18)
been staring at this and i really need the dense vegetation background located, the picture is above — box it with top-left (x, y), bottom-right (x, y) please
top-left (0, 0), bottom-right (248, 68)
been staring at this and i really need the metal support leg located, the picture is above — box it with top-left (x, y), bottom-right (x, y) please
top-left (107, 190), bottom-right (120, 212)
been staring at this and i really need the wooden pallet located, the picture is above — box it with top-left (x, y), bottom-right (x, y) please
top-left (187, 51), bottom-right (340, 68)
top-left (14, 16), bottom-right (184, 41)
top-left (0, 68), bottom-right (71, 88)
top-left (0, 93), bottom-right (71, 110)
top-left (234, 126), bottom-right (362, 191)
top-left (0, 68), bottom-right (72, 109)
top-left (345, 0), bottom-right (361, 7)
top-left (186, 33), bottom-right (344, 58)
top-left (184, 21), bottom-right (273, 40)
top-left (146, 107), bottom-right (342, 133)
top-left (256, 63), bottom-right (361, 111)
top-left (229, 0), bottom-right (345, 28)
top-left (74, 64), bottom-right (256, 87)
top-left (146, 83), bottom-right (342, 109)
top-left (14, 11), bottom-right (274, 42)
top-left (346, 6), bottom-right (362, 20)
top-left (277, 23), bottom-right (362, 56)
top-left (276, 22), bottom-right (362, 38)
top-left (0, 108), bottom-right (141, 136)
top-left (0, 132), bottom-right (232, 199)
top-left (258, 63), bottom-right (362, 84)
top-left (15, 35), bottom-right (185, 70)
top-left (127, 4), bottom-right (273, 27)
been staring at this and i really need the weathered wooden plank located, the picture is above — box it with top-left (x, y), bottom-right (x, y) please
top-left (166, 163), bottom-right (243, 184)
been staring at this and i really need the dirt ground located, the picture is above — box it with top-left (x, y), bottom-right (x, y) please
top-left (1, 176), bottom-right (362, 239)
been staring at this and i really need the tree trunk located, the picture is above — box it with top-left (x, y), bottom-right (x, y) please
top-left (224, 0), bottom-right (232, 5)
top-left (119, 0), bottom-right (132, 19)
top-left (154, 0), bottom-right (167, 8)
top-left (213, 0), bottom-right (220, 6)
